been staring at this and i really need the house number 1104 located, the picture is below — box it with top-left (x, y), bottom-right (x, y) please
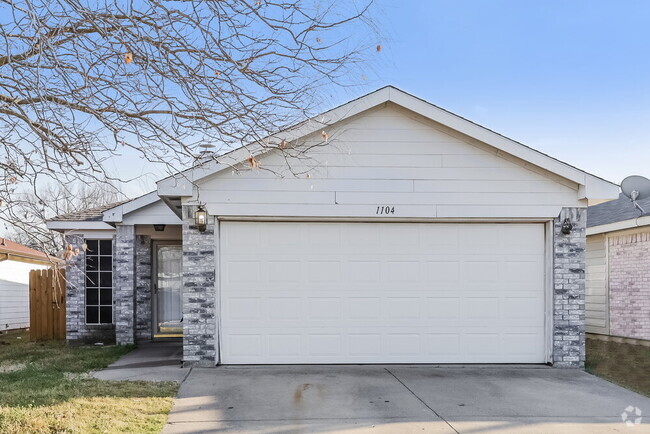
top-left (376, 206), bottom-right (395, 215)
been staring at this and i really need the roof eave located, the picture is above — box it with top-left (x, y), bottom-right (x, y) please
top-left (587, 216), bottom-right (650, 235)
top-left (46, 221), bottom-right (115, 232)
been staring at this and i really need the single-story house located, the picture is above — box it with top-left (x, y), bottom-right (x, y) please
top-left (586, 193), bottom-right (650, 341)
top-left (47, 86), bottom-right (620, 367)
top-left (0, 239), bottom-right (56, 331)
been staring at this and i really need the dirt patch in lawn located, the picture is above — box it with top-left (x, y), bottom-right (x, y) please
top-left (586, 337), bottom-right (650, 397)
top-left (0, 362), bottom-right (27, 373)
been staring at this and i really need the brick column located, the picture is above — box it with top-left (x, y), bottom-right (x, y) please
top-left (553, 207), bottom-right (587, 368)
top-left (182, 205), bottom-right (216, 366)
top-left (65, 234), bottom-right (85, 342)
top-left (114, 225), bottom-right (136, 345)
top-left (135, 235), bottom-right (152, 341)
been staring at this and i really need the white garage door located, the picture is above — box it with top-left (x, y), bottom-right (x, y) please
top-left (220, 221), bottom-right (546, 364)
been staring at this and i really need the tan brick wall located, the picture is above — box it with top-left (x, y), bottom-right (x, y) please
top-left (608, 232), bottom-right (650, 340)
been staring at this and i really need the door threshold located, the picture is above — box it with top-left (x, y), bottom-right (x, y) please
top-left (153, 333), bottom-right (183, 339)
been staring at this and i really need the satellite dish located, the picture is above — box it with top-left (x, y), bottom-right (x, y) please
top-left (621, 175), bottom-right (650, 214)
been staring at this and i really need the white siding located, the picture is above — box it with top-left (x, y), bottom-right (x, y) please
top-left (586, 234), bottom-right (609, 335)
top-left (122, 200), bottom-right (182, 225)
top-left (0, 260), bottom-right (48, 331)
top-left (198, 104), bottom-right (583, 218)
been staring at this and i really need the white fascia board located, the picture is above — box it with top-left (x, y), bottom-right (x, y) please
top-left (578, 175), bottom-right (620, 200)
top-left (65, 229), bottom-right (115, 239)
top-left (46, 221), bottom-right (115, 231)
top-left (586, 216), bottom-right (650, 235)
top-left (103, 191), bottom-right (161, 222)
top-left (156, 85), bottom-right (619, 198)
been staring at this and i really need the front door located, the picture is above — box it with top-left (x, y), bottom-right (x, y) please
top-left (154, 243), bottom-right (183, 338)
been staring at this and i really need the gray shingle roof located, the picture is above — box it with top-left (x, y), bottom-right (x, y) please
top-left (587, 193), bottom-right (650, 227)
top-left (50, 200), bottom-right (129, 222)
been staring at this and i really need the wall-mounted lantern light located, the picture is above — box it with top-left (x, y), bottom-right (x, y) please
top-left (195, 205), bottom-right (207, 232)
top-left (561, 218), bottom-right (573, 235)
top-left (153, 224), bottom-right (166, 232)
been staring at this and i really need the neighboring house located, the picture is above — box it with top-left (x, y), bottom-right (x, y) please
top-left (586, 193), bottom-right (650, 341)
top-left (0, 239), bottom-right (55, 331)
top-left (47, 86), bottom-right (619, 368)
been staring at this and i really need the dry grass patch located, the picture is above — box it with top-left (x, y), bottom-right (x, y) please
top-left (0, 331), bottom-right (178, 433)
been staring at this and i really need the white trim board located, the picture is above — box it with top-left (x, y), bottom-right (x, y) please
top-left (586, 216), bottom-right (650, 235)
top-left (46, 221), bottom-right (115, 231)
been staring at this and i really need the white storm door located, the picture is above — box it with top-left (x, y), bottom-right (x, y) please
top-left (220, 221), bottom-right (546, 364)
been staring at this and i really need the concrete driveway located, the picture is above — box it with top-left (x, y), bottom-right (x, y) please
top-left (164, 365), bottom-right (650, 433)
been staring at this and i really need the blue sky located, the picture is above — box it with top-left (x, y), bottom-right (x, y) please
top-left (366, 0), bottom-right (650, 184)
top-left (116, 0), bottom-right (650, 197)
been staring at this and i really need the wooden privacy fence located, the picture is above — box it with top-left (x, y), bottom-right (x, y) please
top-left (29, 268), bottom-right (66, 340)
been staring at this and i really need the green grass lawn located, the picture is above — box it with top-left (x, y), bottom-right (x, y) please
top-left (0, 330), bottom-right (178, 433)
top-left (586, 337), bottom-right (650, 397)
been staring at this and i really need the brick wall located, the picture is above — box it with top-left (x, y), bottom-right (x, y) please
top-left (182, 205), bottom-right (217, 366)
top-left (553, 207), bottom-right (587, 368)
top-left (135, 235), bottom-right (152, 341)
top-left (114, 225), bottom-right (136, 345)
top-left (65, 234), bottom-right (115, 344)
top-left (608, 232), bottom-right (650, 340)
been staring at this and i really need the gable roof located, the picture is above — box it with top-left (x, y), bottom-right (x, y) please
top-left (51, 201), bottom-right (129, 222)
top-left (157, 85), bottom-right (619, 200)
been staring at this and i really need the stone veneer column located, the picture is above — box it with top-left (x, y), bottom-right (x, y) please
top-left (553, 207), bottom-right (587, 368)
top-left (114, 225), bottom-right (136, 345)
top-left (135, 235), bottom-right (152, 341)
top-left (182, 205), bottom-right (216, 366)
top-left (65, 234), bottom-right (85, 342)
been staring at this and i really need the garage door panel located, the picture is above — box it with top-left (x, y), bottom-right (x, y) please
top-left (503, 296), bottom-right (545, 320)
top-left (306, 261), bottom-right (341, 282)
top-left (308, 297), bottom-right (343, 319)
top-left (268, 334), bottom-right (301, 356)
top-left (464, 333), bottom-right (501, 356)
top-left (227, 297), bottom-right (262, 320)
top-left (424, 297), bottom-right (461, 319)
top-left (349, 334), bottom-right (382, 356)
top-left (425, 262), bottom-right (460, 282)
top-left (421, 225), bottom-right (460, 250)
top-left (503, 333), bottom-right (545, 356)
top-left (424, 334), bottom-right (461, 356)
top-left (220, 222), bottom-right (546, 364)
top-left (349, 262), bottom-right (382, 282)
top-left (268, 298), bottom-right (301, 319)
top-left (383, 261), bottom-right (420, 282)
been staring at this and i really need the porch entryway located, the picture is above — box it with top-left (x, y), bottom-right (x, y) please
top-left (93, 340), bottom-right (186, 382)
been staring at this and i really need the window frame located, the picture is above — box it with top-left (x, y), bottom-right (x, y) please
top-left (84, 238), bottom-right (114, 325)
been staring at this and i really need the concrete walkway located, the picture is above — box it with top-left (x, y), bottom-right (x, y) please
top-left (163, 365), bottom-right (650, 433)
top-left (92, 341), bottom-right (189, 383)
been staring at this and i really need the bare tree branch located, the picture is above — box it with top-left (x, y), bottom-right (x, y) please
top-left (0, 0), bottom-right (378, 250)
top-left (2, 181), bottom-right (124, 254)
